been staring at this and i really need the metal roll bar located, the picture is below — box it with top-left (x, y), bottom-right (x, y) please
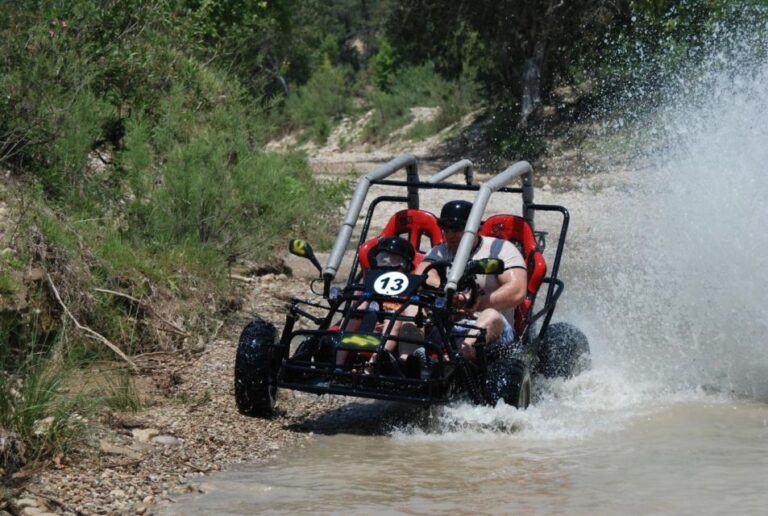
top-left (444, 161), bottom-right (534, 295)
top-left (323, 154), bottom-right (419, 294)
top-left (427, 159), bottom-right (474, 185)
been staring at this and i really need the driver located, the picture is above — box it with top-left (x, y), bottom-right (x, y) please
top-left (414, 200), bottom-right (528, 360)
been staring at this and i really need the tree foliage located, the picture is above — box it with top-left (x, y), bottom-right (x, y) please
top-left (383, 0), bottom-right (766, 123)
top-left (384, 0), bottom-right (626, 122)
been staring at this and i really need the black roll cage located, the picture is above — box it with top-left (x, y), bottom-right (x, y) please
top-left (273, 158), bottom-right (572, 405)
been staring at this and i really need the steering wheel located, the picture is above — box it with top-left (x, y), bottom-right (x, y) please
top-left (421, 260), bottom-right (450, 288)
top-left (421, 260), bottom-right (478, 309)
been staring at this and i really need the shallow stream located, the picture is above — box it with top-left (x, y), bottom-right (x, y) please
top-left (166, 396), bottom-right (768, 514)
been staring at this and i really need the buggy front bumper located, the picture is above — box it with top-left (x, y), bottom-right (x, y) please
top-left (278, 360), bottom-right (456, 405)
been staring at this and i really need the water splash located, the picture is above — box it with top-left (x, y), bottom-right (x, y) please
top-left (391, 368), bottom-right (712, 441)
top-left (565, 20), bottom-right (768, 400)
top-left (395, 19), bottom-right (768, 441)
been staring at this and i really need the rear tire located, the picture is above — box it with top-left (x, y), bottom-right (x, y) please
top-left (485, 355), bottom-right (531, 409)
top-left (234, 319), bottom-right (279, 417)
top-left (537, 322), bottom-right (591, 378)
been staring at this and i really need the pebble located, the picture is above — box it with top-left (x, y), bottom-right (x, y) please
top-left (132, 428), bottom-right (160, 442)
top-left (152, 435), bottom-right (181, 446)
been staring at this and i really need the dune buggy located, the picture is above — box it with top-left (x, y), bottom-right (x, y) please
top-left (235, 155), bottom-right (590, 417)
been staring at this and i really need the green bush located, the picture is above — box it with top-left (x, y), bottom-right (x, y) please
top-left (0, 334), bottom-right (87, 472)
top-left (117, 85), bottom-right (347, 261)
top-left (0, 1), bottom-right (188, 200)
top-left (0, 343), bottom-right (141, 474)
top-left (370, 38), bottom-right (398, 92)
top-left (284, 60), bottom-right (353, 143)
top-left (1, 1), bottom-right (348, 264)
top-left (361, 62), bottom-right (479, 143)
top-left (360, 89), bottom-right (414, 143)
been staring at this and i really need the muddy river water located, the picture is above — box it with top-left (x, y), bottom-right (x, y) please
top-left (167, 396), bottom-right (768, 514)
top-left (168, 50), bottom-right (768, 514)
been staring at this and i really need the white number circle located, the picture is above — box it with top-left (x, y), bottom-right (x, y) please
top-left (373, 271), bottom-right (409, 296)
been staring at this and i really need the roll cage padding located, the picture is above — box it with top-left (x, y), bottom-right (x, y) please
top-left (479, 214), bottom-right (547, 334)
top-left (359, 209), bottom-right (444, 270)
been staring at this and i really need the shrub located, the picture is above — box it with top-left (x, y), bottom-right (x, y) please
top-left (284, 60), bottom-right (353, 143)
top-left (0, 342), bottom-right (141, 475)
top-left (0, 340), bottom-right (87, 472)
top-left (370, 38), bottom-right (398, 92)
top-left (118, 85), bottom-right (347, 261)
top-left (361, 62), bottom-right (479, 143)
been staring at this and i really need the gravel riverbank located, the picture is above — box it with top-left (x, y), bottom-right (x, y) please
top-left (9, 273), bottom-right (347, 515)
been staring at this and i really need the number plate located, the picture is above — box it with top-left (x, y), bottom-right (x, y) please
top-left (363, 270), bottom-right (421, 298)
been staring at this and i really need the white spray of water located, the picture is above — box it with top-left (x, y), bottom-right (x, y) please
top-left (392, 369), bottom-right (713, 441)
top-left (642, 58), bottom-right (768, 398)
top-left (395, 21), bottom-right (768, 441)
top-left (573, 33), bottom-right (768, 400)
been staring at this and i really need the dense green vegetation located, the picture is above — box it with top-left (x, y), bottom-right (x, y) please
top-left (1, 0), bottom-right (765, 476)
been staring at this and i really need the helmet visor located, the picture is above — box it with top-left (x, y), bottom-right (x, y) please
top-left (374, 250), bottom-right (408, 269)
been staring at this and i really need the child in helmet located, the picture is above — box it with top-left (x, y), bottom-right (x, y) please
top-left (338, 236), bottom-right (417, 370)
top-left (370, 235), bottom-right (415, 272)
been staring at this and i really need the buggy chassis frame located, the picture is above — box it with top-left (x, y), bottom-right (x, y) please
top-left (270, 155), bottom-right (571, 405)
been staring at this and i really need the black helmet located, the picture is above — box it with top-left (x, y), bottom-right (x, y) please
top-left (371, 236), bottom-right (415, 271)
top-left (439, 200), bottom-right (472, 229)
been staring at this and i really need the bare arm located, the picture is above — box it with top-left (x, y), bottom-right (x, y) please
top-left (474, 268), bottom-right (527, 312)
top-left (414, 259), bottom-right (441, 287)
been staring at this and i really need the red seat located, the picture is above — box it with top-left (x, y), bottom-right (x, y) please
top-left (359, 209), bottom-right (444, 270)
top-left (479, 215), bottom-right (547, 335)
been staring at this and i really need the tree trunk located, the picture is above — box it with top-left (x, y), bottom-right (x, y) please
top-left (520, 40), bottom-right (546, 125)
